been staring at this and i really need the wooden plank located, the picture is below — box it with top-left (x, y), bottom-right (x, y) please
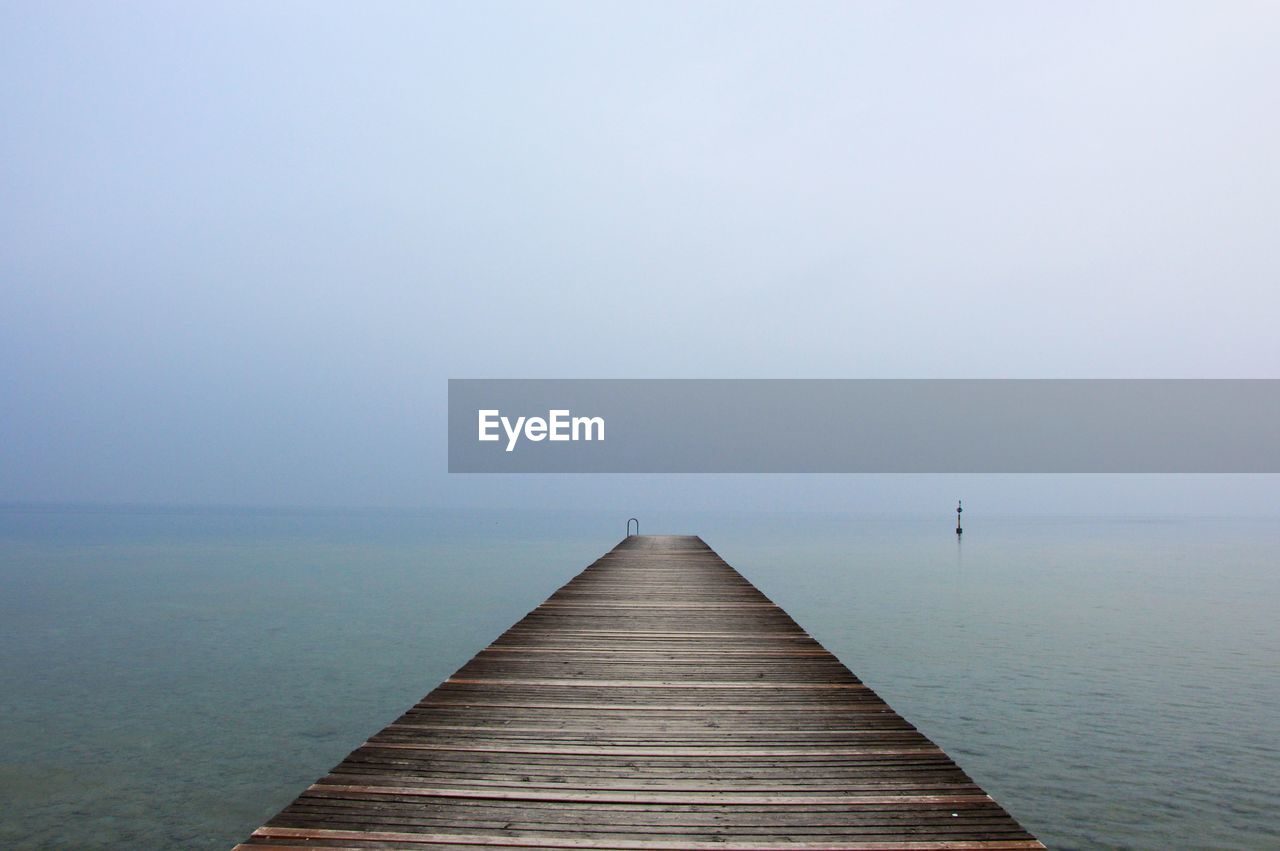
top-left (358, 744), bottom-right (945, 757)
top-left (301, 784), bottom-right (993, 805)
top-left (445, 680), bottom-right (867, 689)
top-left (244, 826), bottom-right (1044, 849)
top-left (239, 535), bottom-right (1042, 849)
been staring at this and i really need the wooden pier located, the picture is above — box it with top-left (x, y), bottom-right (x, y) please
top-left (238, 535), bottom-right (1042, 850)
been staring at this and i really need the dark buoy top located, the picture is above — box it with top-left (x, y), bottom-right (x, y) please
top-left (955, 500), bottom-right (963, 535)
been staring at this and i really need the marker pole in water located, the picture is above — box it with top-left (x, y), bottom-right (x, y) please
top-left (956, 500), bottom-right (963, 536)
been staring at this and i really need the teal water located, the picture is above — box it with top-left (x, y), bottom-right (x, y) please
top-left (1, 507), bottom-right (1277, 849)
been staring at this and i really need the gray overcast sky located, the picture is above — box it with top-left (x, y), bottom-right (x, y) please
top-left (2, 2), bottom-right (1278, 513)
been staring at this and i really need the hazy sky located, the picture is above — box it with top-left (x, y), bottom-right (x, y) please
top-left (2, 2), bottom-right (1278, 512)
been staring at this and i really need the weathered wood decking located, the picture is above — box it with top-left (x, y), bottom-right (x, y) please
top-left (238, 535), bottom-right (1042, 850)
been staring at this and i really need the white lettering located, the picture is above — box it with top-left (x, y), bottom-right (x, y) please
top-left (548, 410), bottom-right (570, 441)
top-left (502, 415), bottom-right (526, 452)
top-left (479, 409), bottom-right (605, 452)
top-left (573, 415), bottom-right (604, 441)
top-left (478, 410), bottom-right (500, 442)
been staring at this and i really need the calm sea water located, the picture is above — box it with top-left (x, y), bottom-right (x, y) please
top-left (1, 506), bottom-right (1277, 849)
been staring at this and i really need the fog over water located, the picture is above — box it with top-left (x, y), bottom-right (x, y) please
top-left (3, 2), bottom-right (1279, 512)
top-left (2, 7), bottom-right (1279, 848)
